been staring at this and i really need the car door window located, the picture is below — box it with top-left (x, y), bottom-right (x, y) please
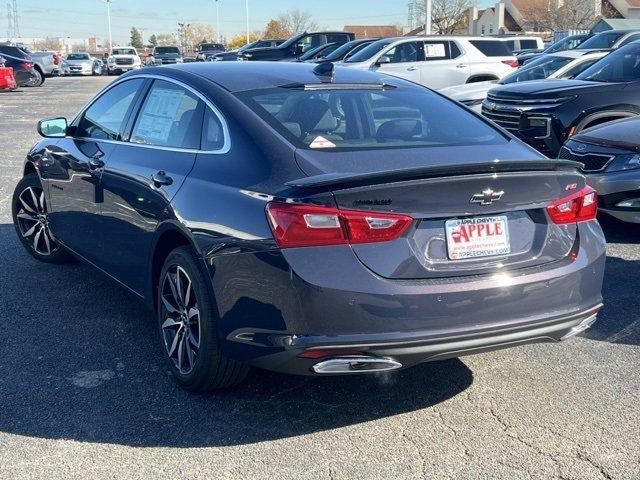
top-left (423, 41), bottom-right (449, 61)
top-left (327, 34), bottom-right (348, 43)
top-left (450, 41), bottom-right (462, 59)
top-left (520, 40), bottom-right (539, 49)
top-left (382, 42), bottom-right (422, 63)
top-left (76, 78), bottom-right (144, 140)
top-left (130, 80), bottom-right (204, 149)
top-left (296, 35), bottom-right (317, 54)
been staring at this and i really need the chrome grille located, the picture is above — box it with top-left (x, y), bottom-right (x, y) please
top-left (481, 105), bottom-right (521, 131)
top-left (115, 58), bottom-right (134, 65)
top-left (558, 146), bottom-right (614, 172)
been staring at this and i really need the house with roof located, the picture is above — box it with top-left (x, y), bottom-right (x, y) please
top-left (343, 25), bottom-right (403, 38)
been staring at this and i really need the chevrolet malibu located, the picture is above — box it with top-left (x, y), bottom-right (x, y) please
top-left (12, 62), bottom-right (605, 391)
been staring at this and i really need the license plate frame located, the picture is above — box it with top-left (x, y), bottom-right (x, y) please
top-left (445, 215), bottom-right (511, 260)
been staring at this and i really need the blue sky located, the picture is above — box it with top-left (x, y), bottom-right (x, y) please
top-left (11, 0), bottom-right (424, 42)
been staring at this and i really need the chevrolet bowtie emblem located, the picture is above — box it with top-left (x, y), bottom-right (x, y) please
top-left (470, 189), bottom-right (504, 206)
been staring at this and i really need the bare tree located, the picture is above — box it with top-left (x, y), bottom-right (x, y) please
top-left (519, 0), bottom-right (600, 31)
top-left (415, 0), bottom-right (471, 34)
top-left (277, 9), bottom-right (318, 35)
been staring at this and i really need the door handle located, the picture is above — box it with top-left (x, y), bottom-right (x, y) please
top-left (151, 171), bottom-right (173, 188)
top-left (456, 64), bottom-right (468, 68)
top-left (89, 157), bottom-right (105, 170)
top-left (407, 66), bottom-right (418, 71)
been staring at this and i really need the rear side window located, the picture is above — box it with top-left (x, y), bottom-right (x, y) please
top-left (77, 79), bottom-right (144, 140)
top-left (238, 86), bottom-right (506, 150)
top-left (469, 40), bottom-right (512, 57)
top-left (327, 33), bottom-right (349, 43)
top-left (578, 33), bottom-right (623, 49)
top-left (619, 33), bottom-right (640, 47)
top-left (201, 109), bottom-right (225, 151)
top-left (423, 41), bottom-right (449, 60)
top-left (450, 41), bottom-right (462, 59)
top-left (520, 40), bottom-right (539, 49)
top-left (130, 80), bottom-right (203, 149)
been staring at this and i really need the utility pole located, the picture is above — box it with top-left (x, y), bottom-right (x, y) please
top-left (245, 0), bottom-right (249, 44)
top-left (215, 0), bottom-right (220, 43)
top-left (11, 0), bottom-right (18, 37)
top-left (6, 3), bottom-right (12, 38)
top-left (425, 0), bottom-right (432, 35)
top-left (100, 0), bottom-right (113, 52)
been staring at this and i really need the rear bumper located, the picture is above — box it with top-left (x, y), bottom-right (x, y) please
top-left (209, 221), bottom-right (605, 375)
top-left (241, 304), bottom-right (602, 375)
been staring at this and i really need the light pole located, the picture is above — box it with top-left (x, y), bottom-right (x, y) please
top-left (425, 0), bottom-right (432, 35)
top-left (103, 0), bottom-right (113, 52)
top-left (245, 0), bottom-right (249, 44)
top-left (215, 0), bottom-right (220, 43)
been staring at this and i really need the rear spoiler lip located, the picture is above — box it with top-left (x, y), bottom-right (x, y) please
top-left (286, 159), bottom-right (584, 189)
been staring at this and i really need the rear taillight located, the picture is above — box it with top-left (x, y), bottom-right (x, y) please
top-left (502, 59), bottom-right (519, 68)
top-left (265, 202), bottom-right (412, 248)
top-left (21, 62), bottom-right (30, 70)
top-left (546, 186), bottom-right (597, 224)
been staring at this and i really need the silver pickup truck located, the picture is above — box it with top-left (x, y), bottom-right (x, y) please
top-left (21, 49), bottom-right (57, 78)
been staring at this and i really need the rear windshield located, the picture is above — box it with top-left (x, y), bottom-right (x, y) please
top-left (501, 55), bottom-right (573, 83)
top-left (154, 47), bottom-right (180, 54)
top-left (469, 40), bottom-right (512, 57)
top-left (238, 85), bottom-right (506, 150)
top-left (344, 39), bottom-right (393, 63)
top-left (576, 44), bottom-right (640, 82)
top-left (578, 32), bottom-right (623, 49)
top-left (112, 48), bottom-right (136, 55)
top-left (67, 53), bottom-right (90, 60)
top-left (324, 40), bottom-right (362, 61)
top-left (199, 43), bottom-right (224, 51)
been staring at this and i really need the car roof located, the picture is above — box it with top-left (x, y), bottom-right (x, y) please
top-left (165, 61), bottom-right (408, 93)
top-left (551, 50), bottom-right (603, 59)
top-left (599, 29), bottom-right (640, 34)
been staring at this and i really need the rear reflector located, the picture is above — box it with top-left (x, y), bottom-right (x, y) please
top-left (266, 202), bottom-right (412, 248)
top-left (502, 59), bottom-right (519, 68)
top-left (546, 186), bottom-right (597, 224)
top-left (298, 348), bottom-right (363, 359)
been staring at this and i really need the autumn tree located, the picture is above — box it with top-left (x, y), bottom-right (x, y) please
top-left (227, 33), bottom-right (261, 50)
top-left (264, 19), bottom-right (291, 39)
top-left (179, 22), bottom-right (216, 51)
top-left (130, 27), bottom-right (144, 49)
top-left (277, 9), bottom-right (318, 34)
top-left (155, 33), bottom-right (178, 46)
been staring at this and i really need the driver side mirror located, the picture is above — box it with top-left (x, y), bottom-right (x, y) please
top-left (38, 117), bottom-right (68, 138)
top-left (376, 56), bottom-right (391, 66)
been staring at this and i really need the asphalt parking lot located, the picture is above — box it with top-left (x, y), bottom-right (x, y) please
top-left (0, 76), bottom-right (639, 480)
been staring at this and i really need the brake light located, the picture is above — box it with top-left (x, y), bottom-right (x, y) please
top-left (546, 186), bottom-right (597, 224)
top-left (502, 59), bottom-right (519, 68)
top-left (21, 62), bottom-right (30, 71)
top-left (265, 202), bottom-right (412, 248)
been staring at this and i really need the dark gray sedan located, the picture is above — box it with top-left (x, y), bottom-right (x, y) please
top-left (12, 62), bottom-right (605, 391)
top-left (560, 117), bottom-right (640, 223)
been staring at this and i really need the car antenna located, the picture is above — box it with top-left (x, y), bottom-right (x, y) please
top-left (313, 62), bottom-right (334, 82)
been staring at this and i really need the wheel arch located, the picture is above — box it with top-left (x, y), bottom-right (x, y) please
top-left (466, 74), bottom-right (499, 83)
top-left (23, 161), bottom-right (38, 177)
top-left (575, 109), bottom-right (640, 133)
top-left (148, 221), bottom-right (206, 312)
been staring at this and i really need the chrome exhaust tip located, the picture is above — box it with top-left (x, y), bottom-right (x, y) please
top-left (560, 314), bottom-right (598, 341)
top-left (312, 356), bottom-right (402, 374)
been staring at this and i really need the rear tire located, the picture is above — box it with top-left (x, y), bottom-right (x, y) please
top-left (157, 246), bottom-right (249, 391)
top-left (12, 173), bottom-right (71, 264)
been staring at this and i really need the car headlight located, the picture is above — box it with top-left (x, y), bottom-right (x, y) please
top-left (107, 58), bottom-right (115, 64)
top-left (176, 58), bottom-right (183, 63)
top-left (607, 153), bottom-right (640, 172)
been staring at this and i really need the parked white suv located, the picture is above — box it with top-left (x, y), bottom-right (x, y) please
top-left (340, 36), bottom-right (517, 90)
top-left (107, 47), bottom-right (142, 75)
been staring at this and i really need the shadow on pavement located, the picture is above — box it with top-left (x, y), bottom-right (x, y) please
top-left (0, 223), bottom-right (472, 447)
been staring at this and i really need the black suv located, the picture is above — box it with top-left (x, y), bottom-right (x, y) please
top-left (0, 44), bottom-right (38, 86)
top-left (239, 31), bottom-right (355, 61)
top-left (196, 42), bottom-right (226, 61)
top-left (482, 43), bottom-right (640, 157)
top-left (212, 39), bottom-right (284, 61)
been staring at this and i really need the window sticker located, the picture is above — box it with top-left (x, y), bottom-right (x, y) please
top-left (425, 43), bottom-right (446, 58)
top-left (135, 88), bottom-right (185, 144)
top-left (309, 136), bottom-right (336, 149)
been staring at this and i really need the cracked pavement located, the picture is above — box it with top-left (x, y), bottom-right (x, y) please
top-left (0, 77), bottom-right (638, 479)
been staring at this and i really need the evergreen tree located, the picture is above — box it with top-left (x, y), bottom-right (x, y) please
top-left (130, 27), bottom-right (144, 49)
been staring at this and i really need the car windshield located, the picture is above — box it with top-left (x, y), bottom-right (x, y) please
top-left (112, 49), bottom-right (136, 55)
top-left (238, 40), bottom-right (260, 52)
top-left (576, 44), bottom-right (640, 82)
top-left (545, 35), bottom-right (585, 53)
top-left (155, 47), bottom-right (180, 54)
top-left (578, 32), bottom-right (623, 49)
top-left (343, 39), bottom-right (393, 63)
top-left (278, 33), bottom-right (305, 49)
top-left (501, 55), bottom-right (573, 83)
top-left (324, 40), bottom-right (368, 61)
top-left (200, 43), bottom-right (223, 51)
top-left (67, 53), bottom-right (90, 60)
top-left (299, 43), bottom-right (339, 61)
top-left (237, 85), bottom-right (506, 150)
